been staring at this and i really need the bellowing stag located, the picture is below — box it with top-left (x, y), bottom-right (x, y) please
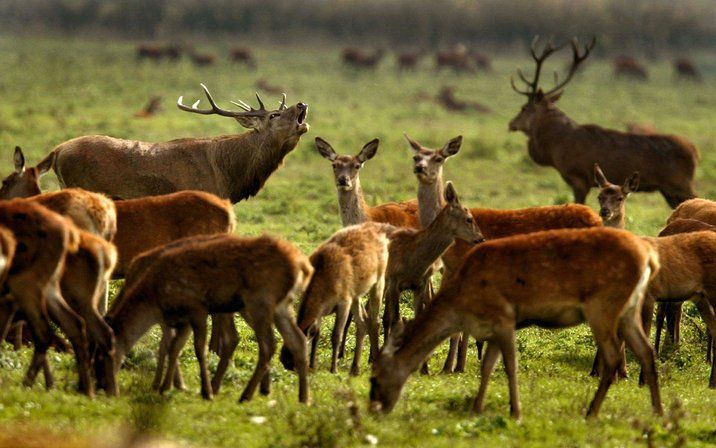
top-left (509, 37), bottom-right (698, 207)
top-left (44, 85), bottom-right (309, 203)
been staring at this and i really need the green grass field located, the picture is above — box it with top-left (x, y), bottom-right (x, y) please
top-left (0, 36), bottom-right (715, 447)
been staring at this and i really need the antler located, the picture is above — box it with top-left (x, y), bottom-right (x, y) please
top-left (511, 36), bottom-right (565, 97)
top-left (177, 83), bottom-right (267, 117)
top-left (542, 37), bottom-right (596, 97)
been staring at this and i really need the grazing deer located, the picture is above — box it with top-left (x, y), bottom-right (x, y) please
top-left (509, 37), bottom-right (698, 207)
top-left (255, 78), bottom-right (284, 95)
top-left (397, 49), bottom-right (424, 71)
top-left (136, 44), bottom-right (164, 61)
top-left (342, 48), bottom-right (384, 69)
top-left (315, 137), bottom-right (419, 228)
top-left (134, 96), bottom-right (162, 118)
top-left (190, 52), bottom-right (216, 66)
top-left (403, 135), bottom-right (603, 372)
top-left (104, 234), bottom-right (312, 402)
top-left (674, 57), bottom-right (701, 81)
top-left (382, 182), bottom-right (484, 336)
top-left (471, 51), bottom-right (491, 71)
top-left (437, 86), bottom-right (490, 113)
top-left (280, 222), bottom-right (396, 375)
top-left (594, 163), bottom-right (639, 228)
top-left (613, 55), bottom-right (649, 80)
top-left (45, 84), bottom-right (308, 203)
top-left (370, 227), bottom-right (662, 419)
top-left (0, 201), bottom-right (94, 396)
top-left (435, 44), bottom-right (473, 72)
top-left (230, 47), bottom-right (256, 68)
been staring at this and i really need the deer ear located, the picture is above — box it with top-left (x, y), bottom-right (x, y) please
top-left (13, 146), bottom-right (25, 174)
top-left (382, 318), bottom-right (406, 356)
top-left (233, 115), bottom-right (265, 131)
top-left (404, 134), bottom-right (422, 153)
top-left (546, 90), bottom-right (563, 103)
top-left (594, 163), bottom-right (609, 188)
top-left (357, 138), bottom-right (379, 163)
top-left (36, 152), bottom-right (55, 176)
top-left (444, 181), bottom-right (460, 205)
top-left (623, 172), bottom-right (640, 194)
top-left (315, 137), bottom-right (338, 161)
top-left (440, 135), bottom-right (463, 158)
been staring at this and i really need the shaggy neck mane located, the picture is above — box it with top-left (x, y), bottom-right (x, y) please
top-left (528, 106), bottom-right (576, 165)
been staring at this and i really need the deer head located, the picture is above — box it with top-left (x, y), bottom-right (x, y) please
top-left (442, 181), bottom-right (485, 244)
top-left (315, 137), bottom-right (379, 191)
top-left (509, 36), bottom-right (595, 133)
top-left (178, 83), bottom-right (308, 145)
top-left (369, 319), bottom-right (410, 413)
top-left (405, 134), bottom-right (462, 184)
top-left (594, 164), bottom-right (639, 227)
top-left (0, 147), bottom-right (54, 199)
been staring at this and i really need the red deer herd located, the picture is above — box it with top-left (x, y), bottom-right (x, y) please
top-left (0, 35), bottom-right (711, 423)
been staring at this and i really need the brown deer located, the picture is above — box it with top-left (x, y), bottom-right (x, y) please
top-left (255, 78), bottom-right (284, 95)
top-left (0, 201), bottom-right (94, 396)
top-left (509, 37), bottom-right (698, 207)
top-left (104, 234), bottom-right (313, 402)
top-left (342, 48), bottom-right (384, 69)
top-left (437, 86), bottom-right (490, 113)
top-left (626, 122), bottom-right (657, 135)
top-left (45, 84), bottom-right (308, 203)
top-left (613, 55), bottom-right (649, 80)
top-left (403, 135), bottom-right (603, 373)
top-left (397, 49), bottom-right (424, 71)
top-left (594, 163), bottom-right (639, 228)
top-left (370, 227), bottom-right (662, 419)
top-left (674, 57), bottom-right (701, 81)
top-left (471, 51), bottom-right (492, 71)
top-left (315, 137), bottom-right (419, 228)
top-left (382, 182), bottom-right (484, 337)
top-left (136, 44), bottom-right (164, 61)
top-left (134, 96), bottom-right (162, 118)
top-left (230, 47), bottom-right (256, 69)
top-left (280, 222), bottom-right (396, 375)
top-left (189, 52), bottom-right (216, 67)
top-left (435, 44), bottom-right (473, 72)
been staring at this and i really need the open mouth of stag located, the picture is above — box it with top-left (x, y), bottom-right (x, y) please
top-left (296, 107), bottom-right (307, 125)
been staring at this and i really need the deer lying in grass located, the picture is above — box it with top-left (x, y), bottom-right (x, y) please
top-left (403, 135), bottom-right (603, 372)
top-left (382, 182), bottom-right (484, 336)
top-left (0, 201), bottom-right (95, 395)
top-left (45, 84), bottom-right (308, 203)
top-left (230, 47), bottom-right (256, 68)
top-left (594, 163), bottom-right (639, 228)
top-left (104, 234), bottom-right (313, 402)
top-left (674, 57), bottom-right (701, 82)
top-left (613, 55), bottom-right (649, 80)
top-left (370, 227), bottom-right (662, 418)
top-left (509, 37), bottom-right (698, 207)
top-left (280, 222), bottom-right (395, 375)
top-left (316, 137), bottom-right (419, 228)
top-left (397, 49), bottom-right (424, 71)
top-left (342, 48), bottom-right (384, 69)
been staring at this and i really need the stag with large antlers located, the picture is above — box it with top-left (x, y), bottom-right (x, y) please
top-left (509, 37), bottom-right (698, 208)
top-left (43, 84), bottom-right (308, 203)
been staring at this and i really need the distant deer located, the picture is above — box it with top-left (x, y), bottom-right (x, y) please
top-left (45, 84), bottom-right (308, 203)
top-left (230, 46), bottom-right (256, 69)
top-left (674, 57), bottom-right (701, 81)
top-left (594, 163), bottom-right (639, 228)
top-left (370, 227), bottom-right (662, 419)
top-left (280, 222), bottom-right (396, 375)
top-left (134, 97), bottom-right (162, 118)
top-left (435, 44), bottom-right (473, 72)
top-left (471, 51), bottom-right (492, 71)
top-left (403, 135), bottom-right (603, 373)
top-left (342, 48), bottom-right (384, 69)
top-left (136, 44), bottom-right (164, 61)
top-left (613, 55), bottom-right (649, 80)
top-left (397, 49), bottom-right (424, 71)
top-left (190, 52), bottom-right (216, 66)
top-left (510, 36), bottom-right (698, 207)
top-left (255, 78), bottom-right (284, 95)
top-left (315, 137), bottom-right (419, 228)
top-left (104, 234), bottom-right (312, 402)
top-left (437, 86), bottom-right (490, 113)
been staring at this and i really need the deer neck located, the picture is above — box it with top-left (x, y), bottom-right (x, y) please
top-left (417, 173), bottom-right (445, 228)
top-left (528, 107), bottom-right (576, 166)
top-left (411, 209), bottom-right (456, 272)
top-left (337, 177), bottom-right (370, 226)
top-left (111, 298), bottom-right (161, 370)
top-left (603, 213), bottom-right (626, 229)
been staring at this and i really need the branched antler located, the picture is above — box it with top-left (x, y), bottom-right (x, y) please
top-left (178, 84), bottom-right (285, 118)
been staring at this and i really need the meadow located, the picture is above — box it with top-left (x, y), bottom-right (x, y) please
top-left (0, 36), bottom-right (715, 447)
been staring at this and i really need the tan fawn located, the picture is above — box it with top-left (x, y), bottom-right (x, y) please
top-left (280, 222), bottom-right (396, 375)
top-left (315, 137), bottom-right (419, 228)
top-left (104, 234), bottom-right (313, 402)
top-left (510, 37), bottom-right (697, 207)
top-left (594, 163), bottom-right (639, 228)
top-left (370, 227), bottom-right (662, 419)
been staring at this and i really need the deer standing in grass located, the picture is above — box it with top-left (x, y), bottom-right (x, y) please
top-left (613, 56), bottom-right (649, 80)
top-left (104, 234), bottom-right (313, 402)
top-left (403, 135), bottom-right (603, 372)
top-left (674, 58), bottom-right (701, 81)
top-left (280, 222), bottom-right (396, 375)
top-left (509, 37), bottom-right (698, 207)
top-left (594, 163), bottom-right (639, 228)
top-left (370, 227), bottom-right (662, 419)
top-left (44, 84), bottom-right (308, 203)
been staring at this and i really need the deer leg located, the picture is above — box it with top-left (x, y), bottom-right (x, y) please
top-left (152, 324), bottom-right (173, 390)
top-left (331, 303), bottom-right (350, 374)
top-left (274, 303), bottom-right (310, 404)
top-left (654, 303), bottom-right (666, 355)
top-left (666, 302), bottom-right (683, 347)
top-left (309, 329), bottom-right (320, 370)
top-left (442, 336), bottom-right (459, 374)
top-left (637, 296), bottom-right (656, 386)
top-left (693, 296), bottom-right (716, 388)
top-left (239, 305), bottom-right (275, 403)
top-left (567, 177), bottom-right (589, 204)
top-left (86, 308), bottom-right (117, 396)
top-left (190, 315), bottom-right (212, 400)
top-left (472, 341), bottom-right (500, 414)
top-left (0, 300), bottom-right (18, 344)
top-left (496, 329), bottom-right (521, 419)
top-left (350, 300), bottom-right (368, 376)
top-left (12, 321), bottom-right (24, 350)
top-left (160, 324), bottom-right (190, 394)
top-left (211, 314), bottom-right (239, 394)
top-left (455, 333), bottom-right (470, 373)
top-left (338, 312), bottom-right (352, 360)
top-left (382, 282), bottom-right (400, 338)
top-left (620, 315), bottom-right (663, 415)
top-left (367, 279), bottom-right (384, 364)
top-left (585, 312), bottom-right (621, 419)
top-left (476, 341), bottom-right (484, 360)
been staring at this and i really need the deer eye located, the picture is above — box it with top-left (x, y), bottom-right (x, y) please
top-left (466, 217), bottom-right (473, 224)
top-left (434, 156), bottom-right (443, 163)
top-left (269, 113), bottom-right (280, 119)
top-left (413, 156), bottom-right (420, 162)
top-left (354, 164), bottom-right (361, 169)
top-left (617, 197), bottom-right (623, 202)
